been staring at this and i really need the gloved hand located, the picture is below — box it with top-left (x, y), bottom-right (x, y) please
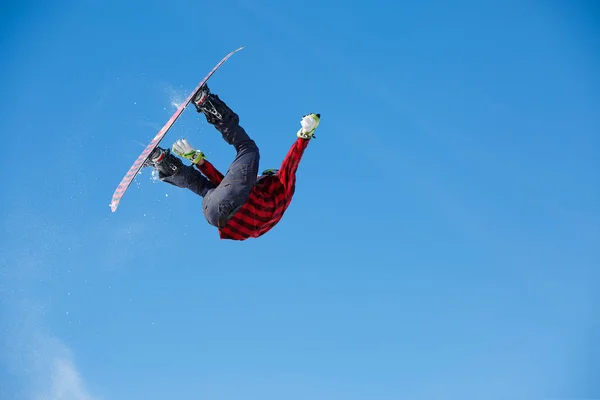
top-left (172, 138), bottom-right (206, 165)
top-left (297, 113), bottom-right (321, 139)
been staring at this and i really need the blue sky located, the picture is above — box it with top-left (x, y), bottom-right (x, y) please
top-left (1, 0), bottom-right (598, 399)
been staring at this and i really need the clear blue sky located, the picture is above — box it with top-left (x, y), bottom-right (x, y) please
top-left (1, 0), bottom-right (598, 399)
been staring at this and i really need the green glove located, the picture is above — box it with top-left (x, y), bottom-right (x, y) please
top-left (172, 138), bottom-right (205, 164)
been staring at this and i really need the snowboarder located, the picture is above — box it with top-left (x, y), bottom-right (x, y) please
top-left (143, 85), bottom-right (321, 240)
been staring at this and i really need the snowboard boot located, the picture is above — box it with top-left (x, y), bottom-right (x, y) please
top-left (143, 147), bottom-right (183, 179)
top-left (192, 84), bottom-right (228, 124)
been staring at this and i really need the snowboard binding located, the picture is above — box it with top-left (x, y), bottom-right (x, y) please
top-left (193, 85), bottom-right (223, 121)
top-left (143, 147), bottom-right (182, 178)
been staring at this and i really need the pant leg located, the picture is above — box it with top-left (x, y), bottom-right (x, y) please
top-left (161, 164), bottom-right (216, 198)
top-left (201, 95), bottom-right (260, 228)
top-left (203, 94), bottom-right (256, 149)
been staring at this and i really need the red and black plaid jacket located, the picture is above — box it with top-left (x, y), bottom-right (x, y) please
top-left (196, 137), bottom-right (310, 240)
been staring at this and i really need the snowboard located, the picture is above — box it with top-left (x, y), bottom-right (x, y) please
top-left (110, 46), bottom-right (245, 212)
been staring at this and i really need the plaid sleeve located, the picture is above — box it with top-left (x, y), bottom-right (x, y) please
top-left (277, 138), bottom-right (310, 197)
top-left (196, 160), bottom-right (224, 185)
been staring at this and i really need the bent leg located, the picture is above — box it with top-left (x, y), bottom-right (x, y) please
top-left (161, 164), bottom-right (216, 198)
top-left (198, 94), bottom-right (261, 227)
top-left (203, 143), bottom-right (260, 227)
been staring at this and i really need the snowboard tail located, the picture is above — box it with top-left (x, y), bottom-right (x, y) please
top-left (110, 46), bottom-right (244, 212)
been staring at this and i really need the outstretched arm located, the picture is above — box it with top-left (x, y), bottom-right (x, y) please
top-left (277, 114), bottom-right (320, 195)
top-left (278, 138), bottom-right (310, 196)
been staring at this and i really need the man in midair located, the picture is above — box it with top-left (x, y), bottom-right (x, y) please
top-left (144, 85), bottom-right (321, 240)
